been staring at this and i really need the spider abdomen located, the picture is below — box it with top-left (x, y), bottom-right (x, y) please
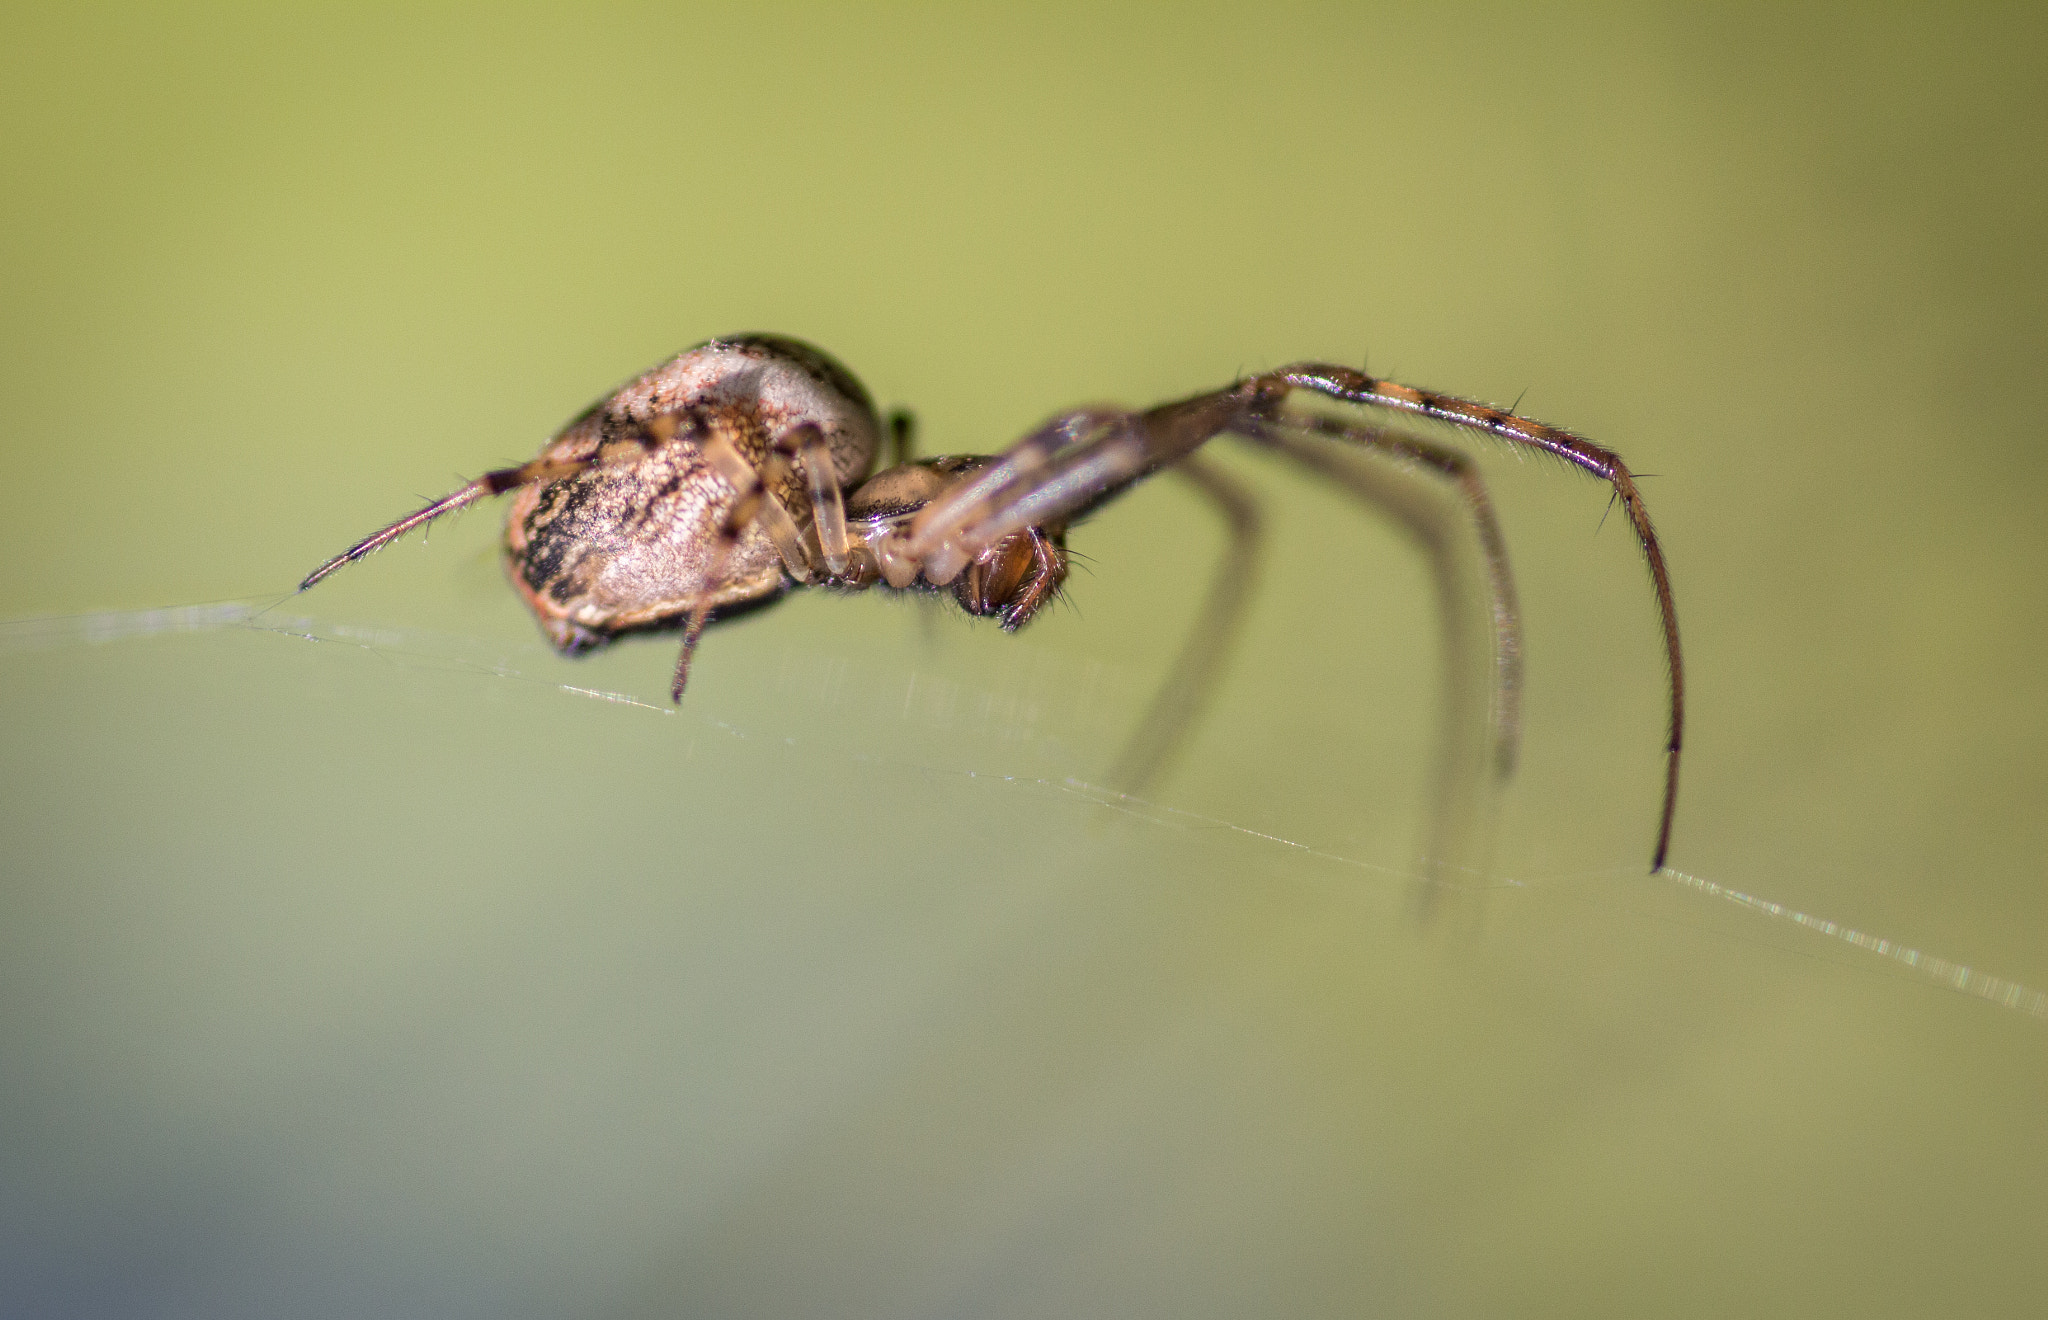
top-left (502, 335), bottom-right (883, 651)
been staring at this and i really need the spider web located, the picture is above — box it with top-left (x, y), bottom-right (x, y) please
top-left (3, 596), bottom-right (2040, 1024)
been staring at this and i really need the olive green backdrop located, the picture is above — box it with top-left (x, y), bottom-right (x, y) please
top-left (3, 5), bottom-right (2043, 1317)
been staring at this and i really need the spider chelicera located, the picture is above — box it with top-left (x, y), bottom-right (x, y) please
top-left (301, 334), bottom-right (1684, 869)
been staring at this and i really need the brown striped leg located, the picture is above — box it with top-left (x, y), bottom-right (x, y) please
top-left (669, 480), bottom-right (759, 700)
top-left (775, 423), bottom-right (852, 575)
top-left (881, 400), bottom-right (1266, 789)
top-left (697, 430), bottom-right (818, 584)
top-left (298, 414), bottom-right (689, 592)
top-left (1268, 365), bottom-right (1683, 871)
top-left (902, 406), bottom-right (1138, 582)
top-left (298, 457), bottom-right (586, 591)
top-left (905, 388), bottom-right (1265, 581)
top-left (670, 604), bottom-right (713, 702)
top-left (299, 482), bottom-right (493, 590)
top-left (672, 432), bottom-right (815, 701)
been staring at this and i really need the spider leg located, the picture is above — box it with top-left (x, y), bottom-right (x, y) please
top-left (885, 408), bottom-right (917, 467)
top-left (946, 394), bottom-right (1511, 862)
top-left (1266, 364), bottom-right (1683, 871)
top-left (899, 368), bottom-right (1680, 869)
top-left (299, 459), bottom-right (572, 591)
top-left (775, 423), bottom-right (852, 575)
top-left (926, 388), bottom-right (1519, 867)
top-left (299, 482), bottom-right (490, 590)
top-left (669, 455), bottom-right (763, 699)
top-left (891, 391), bottom-right (1263, 599)
top-left (670, 602), bottom-right (714, 701)
top-left (900, 406), bottom-right (1142, 582)
top-left (699, 428), bottom-right (817, 584)
top-left (872, 396), bottom-right (1265, 782)
top-left (298, 414), bottom-right (691, 592)
top-left (671, 429), bottom-right (823, 700)
top-left (1244, 413), bottom-right (1524, 780)
top-left (1243, 417), bottom-right (1517, 887)
top-left (1102, 453), bottom-right (1264, 796)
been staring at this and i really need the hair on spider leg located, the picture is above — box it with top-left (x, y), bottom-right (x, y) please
top-left (1596, 487), bottom-right (1621, 534)
top-left (243, 586), bottom-right (311, 627)
top-left (1039, 576), bottom-right (1082, 626)
top-left (299, 333), bottom-right (1686, 871)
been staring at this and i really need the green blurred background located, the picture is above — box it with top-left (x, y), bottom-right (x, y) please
top-left (3, 4), bottom-right (2044, 1316)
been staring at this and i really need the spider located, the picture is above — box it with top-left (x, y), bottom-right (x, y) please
top-left (301, 334), bottom-right (1683, 869)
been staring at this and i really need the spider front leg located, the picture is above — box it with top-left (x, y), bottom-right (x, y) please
top-left (895, 406), bottom-right (1154, 585)
top-left (885, 368), bottom-right (1683, 871)
top-left (1266, 364), bottom-right (1685, 871)
top-left (874, 396), bottom-right (1258, 628)
top-left (901, 387), bottom-right (1271, 580)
